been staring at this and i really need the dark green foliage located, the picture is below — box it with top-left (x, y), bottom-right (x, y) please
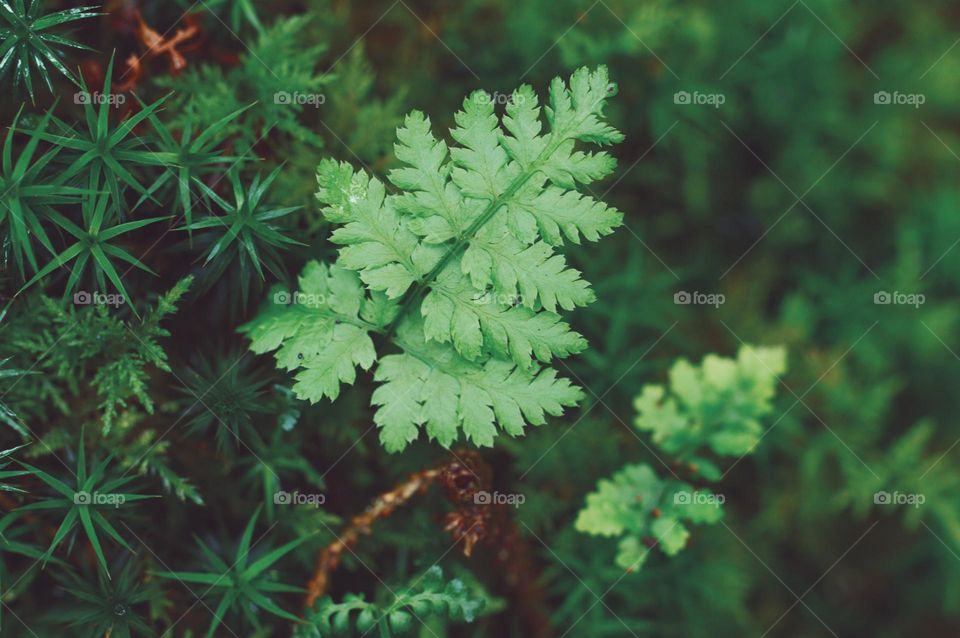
top-left (158, 15), bottom-right (330, 149)
top-left (152, 506), bottom-right (311, 638)
top-left (18, 189), bottom-right (167, 302)
top-left (10, 429), bottom-right (157, 575)
top-left (183, 165), bottom-right (302, 306)
top-left (236, 423), bottom-right (325, 521)
top-left (46, 558), bottom-right (161, 638)
top-left (33, 55), bottom-right (175, 214)
top-left (0, 107), bottom-right (84, 275)
top-left (3, 277), bottom-right (191, 431)
top-left (179, 353), bottom-right (271, 449)
top-left (142, 104), bottom-right (250, 231)
top-left (188, 0), bottom-right (263, 34)
top-left (0, 442), bottom-right (28, 492)
top-left (0, 342), bottom-right (31, 435)
top-left (0, 0), bottom-right (99, 101)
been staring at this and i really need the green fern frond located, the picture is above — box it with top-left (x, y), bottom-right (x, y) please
top-left (241, 66), bottom-right (624, 452)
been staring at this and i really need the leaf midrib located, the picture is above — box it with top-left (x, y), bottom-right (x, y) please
top-left (384, 125), bottom-right (570, 338)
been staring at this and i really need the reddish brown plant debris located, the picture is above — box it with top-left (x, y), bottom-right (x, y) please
top-left (304, 450), bottom-right (552, 638)
top-left (135, 12), bottom-right (202, 74)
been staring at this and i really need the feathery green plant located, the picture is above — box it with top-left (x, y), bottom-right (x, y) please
top-left (2, 277), bottom-right (192, 432)
top-left (634, 344), bottom-right (787, 476)
top-left (242, 66), bottom-right (623, 452)
top-left (0, 1), bottom-right (100, 102)
top-left (158, 15), bottom-right (329, 149)
top-left (298, 566), bottom-right (486, 637)
top-left (575, 463), bottom-right (725, 571)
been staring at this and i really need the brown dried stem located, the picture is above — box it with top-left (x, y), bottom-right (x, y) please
top-left (303, 450), bottom-right (552, 638)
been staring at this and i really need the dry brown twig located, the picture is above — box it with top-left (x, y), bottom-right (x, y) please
top-left (303, 450), bottom-right (552, 638)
